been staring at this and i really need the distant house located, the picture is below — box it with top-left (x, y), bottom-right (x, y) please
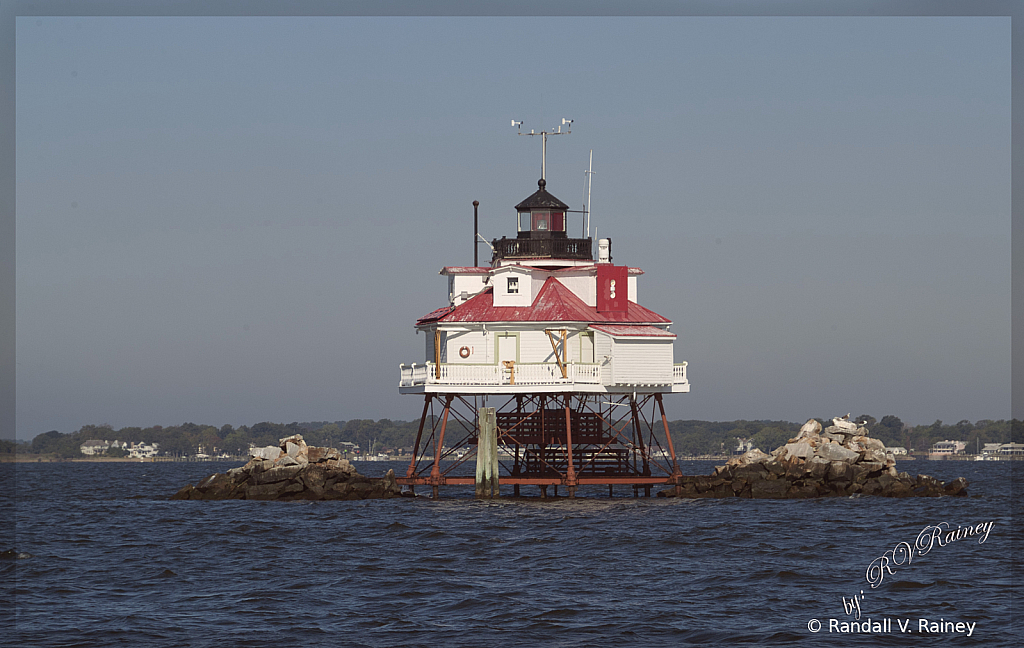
top-left (885, 446), bottom-right (908, 456)
top-left (126, 442), bottom-right (159, 458)
top-left (734, 438), bottom-right (754, 455)
top-left (981, 443), bottom-right (1002, 457)
top-left (80, 440), bottom-right (110, 456)
top-left (929, 440), bottom-right (966, 458)
top-left (997, 443), bottom-right (1024, 457)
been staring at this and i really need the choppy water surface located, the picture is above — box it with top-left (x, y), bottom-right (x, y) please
top-left (3, 459), bottom-right (1021, 647)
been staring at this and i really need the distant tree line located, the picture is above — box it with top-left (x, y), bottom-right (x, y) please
top-left (660, 416), bottom-right (1019, 456)
top-left (15, 419), bottom-right (433, 459)
top-left (8, 416), bottom-right (1021, 458)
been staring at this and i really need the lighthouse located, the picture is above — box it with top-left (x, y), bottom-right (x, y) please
top-left (398, 132), bottom-right (690, 498)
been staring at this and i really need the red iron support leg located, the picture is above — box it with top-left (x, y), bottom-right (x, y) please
top-left (431, 395), bottom-right (453, 498)
top-left (407, 394), bottom-right (432, 478)
top-left (655, 393), bottom-right (683, 495)
top-left (564, 395), bottom-right (577, 498)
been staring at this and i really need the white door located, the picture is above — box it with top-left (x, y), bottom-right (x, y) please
top-left (580, 332), bottom-right (595, 363)
top-left (498, 334), bottom-right (518, 364)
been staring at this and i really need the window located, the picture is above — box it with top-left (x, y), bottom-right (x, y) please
top-left (518, 211), bottom-right (531, 232)
top-left (551, 212), bottom-right (565, 231)
top-left (507, 277), bottom-right (519, 294)
top-left (532, 211), bottom-right (549, 231)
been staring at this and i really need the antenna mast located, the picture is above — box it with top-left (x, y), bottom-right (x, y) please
top-left (584, 149), bottom-right (594, 238)
top-left (512, 118), bottom-right (573, 181)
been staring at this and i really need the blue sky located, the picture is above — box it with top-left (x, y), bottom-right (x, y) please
top-left (12, 15), bottom-right (1012, 438)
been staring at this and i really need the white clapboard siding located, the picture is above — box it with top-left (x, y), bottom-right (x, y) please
top-left (611, 338), bottom-right (673, 384)
top-left (444, 330), bottom-right (489, 364)
top-left (595, 333), bottom-right (614, 384)
top-left (557, 275), bottom-right (596, 307)
top-left (519, 330), bottom-right (557, 364)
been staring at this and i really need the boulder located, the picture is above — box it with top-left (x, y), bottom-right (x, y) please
top-left (751, 479), bottom-right (789, 499)
top-left (255, 464), bottom-right (303, 485)
top-left (659, 414), bottom-right (970, 500)
top-left (817, 443), bottom-right (860, 463)
top-left (943, 477), bottom-right (969, 496)
top-left (778, 441), bottom-right (813, 461)
top-left (170, 436), bottom-right (402, 501)
top-left (251, 446), bottom-right (282, 462)
top-left (796, 418), bottom-right (822, 439)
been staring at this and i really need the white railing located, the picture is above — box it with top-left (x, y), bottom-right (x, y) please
top-left (673, 362), bottom-right (688, 384)
top-left (438, 363), bottom-right (503, 385)
top-left (400, 362), bottom-right (602, 387)
top-left (573, 363), bottom-right (602, 384)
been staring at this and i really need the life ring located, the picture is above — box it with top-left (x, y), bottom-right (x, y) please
top-left (459, 346), bottom-right (471, 359)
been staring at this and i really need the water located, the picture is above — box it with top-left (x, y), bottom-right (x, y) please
top-left (3, 459), bottom-right (1021, 647)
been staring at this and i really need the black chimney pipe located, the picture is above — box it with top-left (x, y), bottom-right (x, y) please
top-left (473, 200), bottom-right (479, 267)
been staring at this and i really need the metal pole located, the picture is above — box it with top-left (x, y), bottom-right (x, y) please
top-left (630, 396), bottom-right (649, 476)
top-left (473, 200), bottom-right (479, 267)
top-left (541, 132), bottom-right (547, 181)
top-left (655, 393), bottom-right (683, 496)
top-left (407, 395), bottom-right (431, 478)
top-left (431, 395), bottom-right (453, 498)
top-left (586, 149), bottom-right (593, 238)
top-left (564, 395), bottom-right (576, 498)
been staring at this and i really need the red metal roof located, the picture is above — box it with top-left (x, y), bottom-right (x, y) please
top-left (415, 306), bottom-right (454, 325)
top-left (590, 324), bottom-right (676, 338)
top-left (416, 277), bottom-right (671, 325)
top-left (547, 265), bottom-right (645, 275)
top-left (440, 267), bottom-right (490, 274)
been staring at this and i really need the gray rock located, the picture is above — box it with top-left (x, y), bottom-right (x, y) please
top-left (786, 483), bottom-right (819, 499)
top-left (779, 442), bottom-right (813, 460)
top-left (307, 446), bottom-right (340, 463)
top-left (246, 483), bottom-right (285, 500)
top-left (828, 461), bottom-right (852, 482)
top-left (943, 477), bottom-right (969, 496)
top-left (854, 436), bottom-right (885, 453)
top-left (252, 446), bottom-right (281, 462)
top-left (751, 480), bottom-right (789, 498)
top-left (255, 464), bottom-right (303, 484)
top-left (858, 461), bottom-right (885, 475)
top-left (796, 419), bottom-right (821, 440)
top-left (806, 456), bottom-right (830, 479)
top-left (816, 443), bottom-right (860, 463)
top-left (861, 449), bottom-right (887, 464)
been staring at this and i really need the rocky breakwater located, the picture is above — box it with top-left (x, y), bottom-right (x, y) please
top-left (662, 417), bottom-right (969, 499)
top-left (171, 434), bottom-right (403, 501)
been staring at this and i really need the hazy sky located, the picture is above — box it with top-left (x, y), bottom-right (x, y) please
top-left (12, 14), bottom-right (1012, 439)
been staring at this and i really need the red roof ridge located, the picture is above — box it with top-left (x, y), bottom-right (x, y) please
top-left (415, 277), bottom-right (671, 325)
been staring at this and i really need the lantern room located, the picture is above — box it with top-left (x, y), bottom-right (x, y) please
top-left (515, 178), bottom-right (569, 239)
top-left (495, 178), bottom-right (592, 262)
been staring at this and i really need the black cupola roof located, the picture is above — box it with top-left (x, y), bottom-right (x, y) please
top-left (515, 178), bottom-right (569, 212)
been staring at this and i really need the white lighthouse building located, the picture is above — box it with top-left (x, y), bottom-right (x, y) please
top-left (398, 143), bottom-right (689, 498)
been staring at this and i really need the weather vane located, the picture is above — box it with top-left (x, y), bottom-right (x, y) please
top-left (512, 118), bottom-right (573, 181)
